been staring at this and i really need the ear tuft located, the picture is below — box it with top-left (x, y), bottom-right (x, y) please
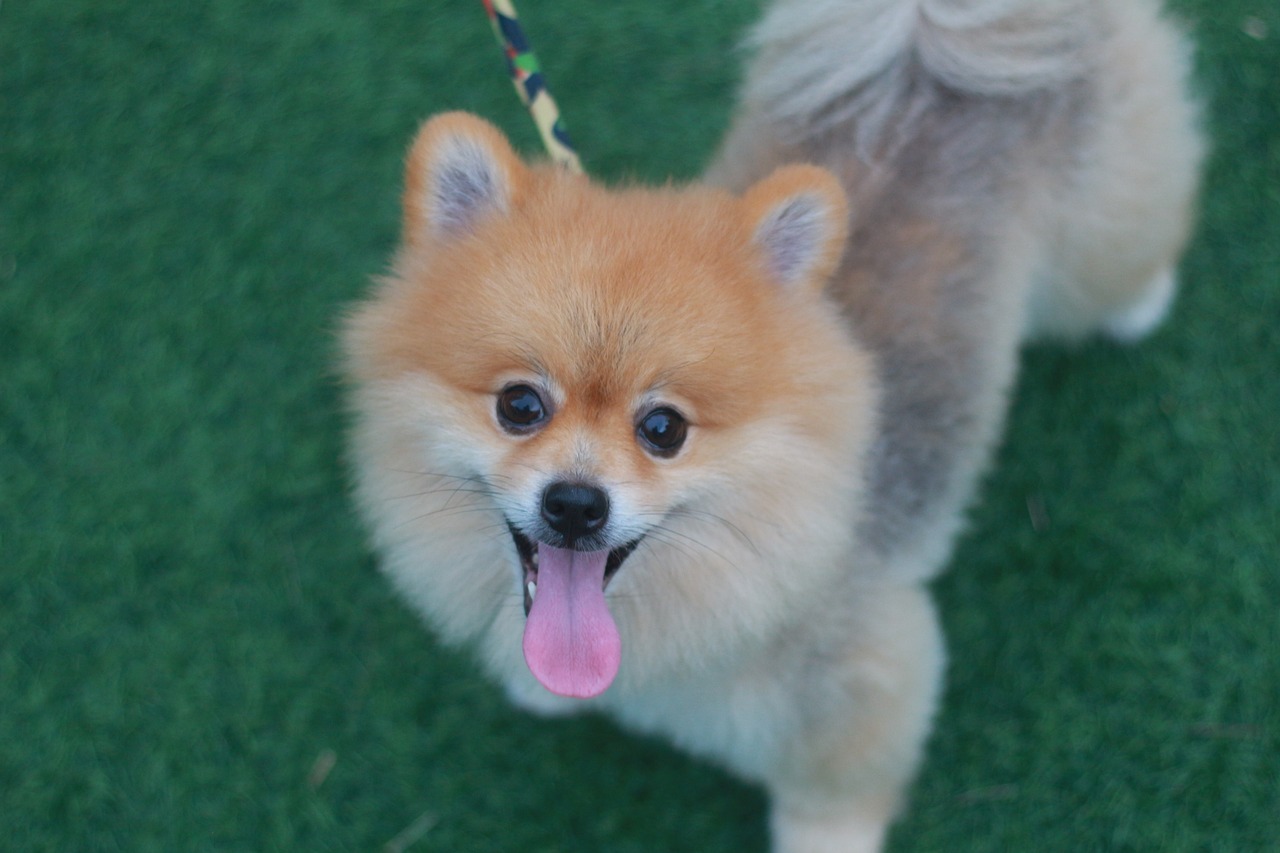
top-left (403, 112), bottom-right (527, 243)
top-left (741, 165), bottom-right (849, 290)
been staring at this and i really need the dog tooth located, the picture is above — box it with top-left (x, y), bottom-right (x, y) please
top-left (527, 580), bottom-right (537, 600)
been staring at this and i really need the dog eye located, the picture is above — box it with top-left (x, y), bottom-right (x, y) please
top-left (637, 408), bottom-right (687, 456)
top-left (497, 385), bottom-right (548, 432)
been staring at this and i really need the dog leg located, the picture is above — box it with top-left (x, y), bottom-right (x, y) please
top-left (767, 584), bottom-right (945, 853)
top-left (1022, 2), bottom-right (1201, 343)
top-left (772, 803), bottom-right (890, 853)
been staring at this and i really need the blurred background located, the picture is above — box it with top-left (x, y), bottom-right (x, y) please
top-left (3, 1), bottom-right (1277, 849)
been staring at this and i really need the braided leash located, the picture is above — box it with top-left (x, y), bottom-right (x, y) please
top-left (481, 0), bottom-right (584, 173)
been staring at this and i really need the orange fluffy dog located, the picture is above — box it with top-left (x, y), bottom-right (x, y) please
top-left (342, 1), bottom-right (1201, 848)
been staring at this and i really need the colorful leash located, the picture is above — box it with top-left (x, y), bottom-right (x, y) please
top-left (481, 0), bottom-right (584, 174)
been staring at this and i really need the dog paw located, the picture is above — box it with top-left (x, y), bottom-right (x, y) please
top-left (1102, 268), bottom-right (1178, 343)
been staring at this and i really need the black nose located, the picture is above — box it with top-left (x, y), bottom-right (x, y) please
top-left (541, 482), bottom-right (610, 543)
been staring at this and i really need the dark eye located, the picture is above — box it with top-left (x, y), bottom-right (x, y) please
top-left (637, 408), bottom-right (687, 456)
top-left (497, 385), bottom-right (548, 432)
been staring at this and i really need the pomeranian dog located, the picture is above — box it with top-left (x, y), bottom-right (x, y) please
top-left (342, 0), bottom-right (1202, 849)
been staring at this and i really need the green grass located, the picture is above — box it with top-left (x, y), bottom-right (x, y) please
top-left (3, 1), bottom-right (1277, 850)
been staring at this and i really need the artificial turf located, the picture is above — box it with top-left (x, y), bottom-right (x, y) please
top-left (3, 1), bottom-right (1277, 850)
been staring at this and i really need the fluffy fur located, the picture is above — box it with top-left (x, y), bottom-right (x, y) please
top-left (342, 1), bottom-right (1202, 849)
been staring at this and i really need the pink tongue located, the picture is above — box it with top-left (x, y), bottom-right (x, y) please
top-left (522, 543), bottom-right (620, 699)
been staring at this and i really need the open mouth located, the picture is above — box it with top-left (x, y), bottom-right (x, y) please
top-left (508, 524), bottom-right (639, 616)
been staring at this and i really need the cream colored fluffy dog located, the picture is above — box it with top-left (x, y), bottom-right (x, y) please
top-left (342, 1), bottom-right (1202, 849)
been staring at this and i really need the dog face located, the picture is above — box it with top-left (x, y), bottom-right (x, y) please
top-left (343, 113), bottom-right (878, 698)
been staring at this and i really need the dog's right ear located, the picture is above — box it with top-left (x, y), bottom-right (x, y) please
top-left (402, 112), bottom-right (528, 245)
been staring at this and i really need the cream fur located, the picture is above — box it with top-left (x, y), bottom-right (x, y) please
top-left (342, 1), bottom-right (1203, 850)
top-left (1022, 2), bottom-right (1204, 341)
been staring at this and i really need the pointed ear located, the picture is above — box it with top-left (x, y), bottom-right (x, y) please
top-left (402, 112), bottom-right (528, 244)
top-left (740, 164), bottom-right (848, 291)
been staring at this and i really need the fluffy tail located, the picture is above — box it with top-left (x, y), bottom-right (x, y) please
top-left (742, 0), bottom-right (1096, 143)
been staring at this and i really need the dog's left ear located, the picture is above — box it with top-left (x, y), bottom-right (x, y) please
top-left (741, 164), bottom-right (849, 292)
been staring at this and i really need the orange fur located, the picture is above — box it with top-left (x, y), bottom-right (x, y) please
top-left (342, 1), bottom-right (1202, 846)
top-left (343, 114), bottom-right (879, 701)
